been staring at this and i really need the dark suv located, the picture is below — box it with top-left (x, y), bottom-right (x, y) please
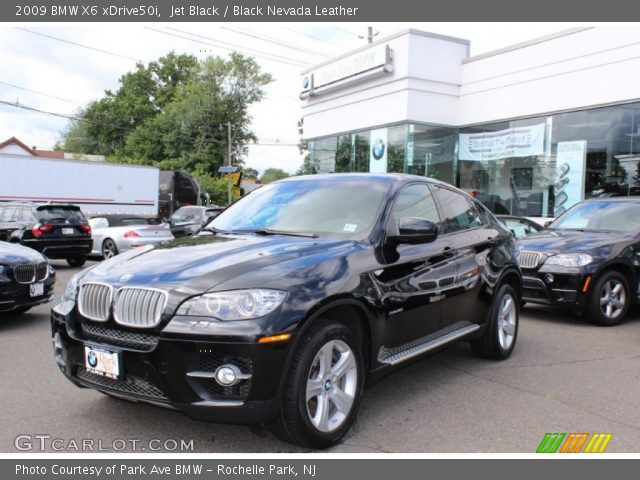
top-left (0, 202), bottom-right (92, 267)
top-left (51, 174), bottom-right (521, 448)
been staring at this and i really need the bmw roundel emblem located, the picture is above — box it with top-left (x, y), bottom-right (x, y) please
top-left (302, 76), bottom-right (309, 89)
top-left (87, 351), bottom-right (98, 368)
top-left (119, 273), bottom-right (134, 283)
top-left (372, 139), bottom-right (386, 160)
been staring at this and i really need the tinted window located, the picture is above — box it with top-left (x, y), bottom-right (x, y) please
top-left (37, 207), bottom-right (86, 224)
top-left (434, 188), bottom-right (483, 233)
top-left (391, 184), bottom-right (441, 233)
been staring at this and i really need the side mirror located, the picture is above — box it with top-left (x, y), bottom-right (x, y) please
top-left (390, 217), bottom-right (438, 245)
top-left (543, 220), bottom-right (552, 228)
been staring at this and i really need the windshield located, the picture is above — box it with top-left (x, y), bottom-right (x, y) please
top-left (550, 201), bottom-right (640, 232)
top-left (170, 207), bottom-right (203, 223)
top-left (208, 179), bottom-right (391, 238)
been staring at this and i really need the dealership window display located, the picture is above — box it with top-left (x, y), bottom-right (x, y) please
top-left (308, 101), bottom-right (640, 217)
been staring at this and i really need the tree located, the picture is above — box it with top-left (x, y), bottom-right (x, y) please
top-left (59, 52), bottom-right (272, 178)
top-left (242, 167), bottom-right (259, 180)
top-left (260, 168), bottom-right (289, 184)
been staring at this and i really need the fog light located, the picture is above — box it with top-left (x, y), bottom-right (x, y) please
top-left (215, 365), bottom-right (239, 386)
top-left (544, 274), bottom-right (555, 284)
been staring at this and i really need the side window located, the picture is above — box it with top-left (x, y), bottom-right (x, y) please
top-left (0, 206), bottom-right (18, 222)
top-left (89, 217), bottom-right (108, 229)
top-left (472, 199), bottom-right (492, 225)
top-left (391, 184), bottom-right (441, 234)
top-left (19, 208), bottom-right (35, 223)
top-left (434, 188), bottom-right (483, 233)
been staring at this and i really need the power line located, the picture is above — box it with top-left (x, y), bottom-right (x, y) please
top-left (15, 27), bottom-right (140, 63)
top-left (0, 80), bottom-right (82, 106)
top-left (281, 27), bottom-right (350, 51)
top-left (152, 27), bottom-right (312, 69)
top-left (221, 26), bottom-right (331, 59)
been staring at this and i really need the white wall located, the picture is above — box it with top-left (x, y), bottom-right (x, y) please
top-left (302, 30), bottom-right (468, 139)
top-left (302, 27), bottom-right (640, 139)
top-left (0, 144), bottom-right (32, 156)
top-left (458, 27), bottom-right (640, 125)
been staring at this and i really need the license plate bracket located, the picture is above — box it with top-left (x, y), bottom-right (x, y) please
top-left (84, 346), bottom-right (121, 379)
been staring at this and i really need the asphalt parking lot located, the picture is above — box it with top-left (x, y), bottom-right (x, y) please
top-left (2, 260), bottom-right (640, 453)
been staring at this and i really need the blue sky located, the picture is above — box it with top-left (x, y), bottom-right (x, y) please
top-left (0, 23), bottom-right (574, 174)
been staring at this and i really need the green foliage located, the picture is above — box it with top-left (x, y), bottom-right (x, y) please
top-left (59, 51), bottom-right (273, 179)
top-left (198, 175), bottom-right (238, 206)
top-left (260, 168), bottom-right (290, 184)
top-left (242, 167), bottom-right (259, 180)
top-left (296, 154), bottom-right (317, 175)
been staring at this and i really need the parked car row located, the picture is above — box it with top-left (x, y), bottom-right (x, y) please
top-left (4, 174), bottom-right (640, 450)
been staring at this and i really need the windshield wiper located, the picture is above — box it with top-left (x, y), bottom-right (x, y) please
top-left (251, 228), bottom-right (318, 238)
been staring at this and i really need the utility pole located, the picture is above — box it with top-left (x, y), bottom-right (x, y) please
top-left (227, 121), bottom-right (232, 206)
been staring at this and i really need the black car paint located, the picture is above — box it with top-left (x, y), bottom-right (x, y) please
top-left (0, 203), bottom-right (92, 259)
top-left (517, 225), bottom-right (640, 307)
top-left (51, 174), bottom-right (520, 424)
top-left (0, 241), bottom-right (55, 313)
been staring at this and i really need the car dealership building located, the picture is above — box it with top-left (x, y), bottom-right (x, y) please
top-left (301, 27), bottom-right (640, 218)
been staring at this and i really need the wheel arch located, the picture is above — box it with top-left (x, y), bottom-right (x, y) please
top-left (592, 261), bottom-right (636, 295)
top-left (497, 266), bottom-right (522, 301)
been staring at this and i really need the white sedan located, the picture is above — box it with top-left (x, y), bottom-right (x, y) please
top-left (89, 215), bottom-right (174, 259)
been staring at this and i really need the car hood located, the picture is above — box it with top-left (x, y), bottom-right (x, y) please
top-left (0, 240), bottom-right (47, 264)
top-left (516, 229), bottom-right (632, 257)
top-left (81, 233), bottom-right (356, 294)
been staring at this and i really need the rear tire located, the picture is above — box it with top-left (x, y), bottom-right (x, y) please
top-left (102, 239), bottom-right (118, 259)
top-left (67, 257), bottom-right (87, 268)
top-left (585, 271), bottom-right (630, 326)
top-left (471, 283), bottom-right (519, 360)
top-left (269, 321), bottom-right (364, 449)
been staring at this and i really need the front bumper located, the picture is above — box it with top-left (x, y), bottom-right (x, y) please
top-left (50, 306), bottom-right (291, 424)
top-left (0, 278), bottom-right (55, 312)
top-left (521, 269), bottom-right (589, 307)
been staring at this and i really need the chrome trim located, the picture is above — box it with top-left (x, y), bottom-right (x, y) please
top-left (191, 400), bottom-right (245, 407)
top-left (113, 286), bottom-right (168, 329)
top-left (77, 282), bottom-right (113, 322)
top-left (518, 250), bottom-right (543, 269)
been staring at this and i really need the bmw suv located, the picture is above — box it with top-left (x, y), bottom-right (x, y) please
top-left (51, 174), bottom-right (521, 448)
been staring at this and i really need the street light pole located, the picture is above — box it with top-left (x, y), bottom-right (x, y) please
top-left (227, 121), bottom-right (232, 206)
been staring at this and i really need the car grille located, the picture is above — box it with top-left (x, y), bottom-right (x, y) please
top-left (113, 288), bottom-right (167, 328)
top-left (419, 281), bottom-right (438, 290)
top-left (13, 263), bottom-right (48, 284)
top-left (191, 354), bottom-right (252, 400)
top-left (78, 283), bottom-right (113, 322)
top-left (80, 322), bottom-right (159, 350)
top-left (518, 250), bottom-right (542, 269)
top-left (439, 276), bottom-right (455, 287)
top-left (77, 367), bottom-right (168, 401)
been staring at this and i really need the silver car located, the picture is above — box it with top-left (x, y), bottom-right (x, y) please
top-left (88, 215), bottom-right (174, 259)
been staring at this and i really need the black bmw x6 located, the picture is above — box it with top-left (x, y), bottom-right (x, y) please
top-left (1, 241), bottom-right (55, 314)
top-left (51, 174), bottom-right (521, 448)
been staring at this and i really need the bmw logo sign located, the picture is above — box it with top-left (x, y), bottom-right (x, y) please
top-left (372, 139), bottom-right (386, 160)
top-left (87, 351), bottom-right (98, 368)
top-left (302, 76), bottom-right (309, 89)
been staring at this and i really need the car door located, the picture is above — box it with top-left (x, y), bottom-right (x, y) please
top-left (373, 183), bottom-right (457, 348)
top-left (432, 187), bottom-right (501, 327)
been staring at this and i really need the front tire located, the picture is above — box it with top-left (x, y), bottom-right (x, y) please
top-left (270, 321), bottom-right (364, 449)
top-left (67, 257), bottom-right (87, 268)
top-left (585, 271), bottom-right (629, 326)
top-left (471, 283), bottom-right (519, 360)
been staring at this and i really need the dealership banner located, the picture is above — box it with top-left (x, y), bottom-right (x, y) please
top-left (555, 140), bottom-right (587, 216)
top-left (369, 128), bottom-right (388, 173)
top-left (459, 124), bottom-right (546, 161)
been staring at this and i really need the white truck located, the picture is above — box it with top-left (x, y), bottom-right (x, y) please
top-left (0, 153), bottom-right (159, 215)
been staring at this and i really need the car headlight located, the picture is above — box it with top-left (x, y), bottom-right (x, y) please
top-left (62, 273), bottom-right (81, 301)
top-left (544, 253), bottom-right (593, 268)
top-left (176, 289), bottom-right (287, 321)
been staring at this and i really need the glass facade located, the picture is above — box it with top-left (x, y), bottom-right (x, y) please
top-left (308, 101), bottom-right (640, 217)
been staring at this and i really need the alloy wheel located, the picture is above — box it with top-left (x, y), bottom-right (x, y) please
top-left (599, 279), bottom-right (626, 320)
top-left (497, 293), bottom-right (517, 350)
top-left (305, 339), bottom-right (358, 433)
top-left (103, 241), bottom-right (117, 259)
